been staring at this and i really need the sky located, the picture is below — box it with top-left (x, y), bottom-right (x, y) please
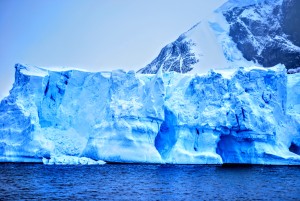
top-left (0, 0), bottom-right (225, 99)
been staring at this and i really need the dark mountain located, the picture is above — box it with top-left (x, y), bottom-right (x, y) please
top-left (138, 0), bottom-right (300, 74)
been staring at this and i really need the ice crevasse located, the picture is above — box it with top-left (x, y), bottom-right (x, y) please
top-left (0, 63), bottom-right (299, 165)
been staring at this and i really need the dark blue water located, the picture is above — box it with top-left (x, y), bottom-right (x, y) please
top-left (0, 164), bottom-right (299, 200)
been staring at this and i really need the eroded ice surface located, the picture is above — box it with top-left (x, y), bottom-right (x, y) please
top-left (0, 64), bottom-right (299, 164)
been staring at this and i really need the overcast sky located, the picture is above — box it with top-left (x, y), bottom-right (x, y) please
top-left (0, 0), bottom-right (225, 99)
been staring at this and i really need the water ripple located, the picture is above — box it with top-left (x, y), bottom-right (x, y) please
top-left (0, 164), bottom-right (299, 200)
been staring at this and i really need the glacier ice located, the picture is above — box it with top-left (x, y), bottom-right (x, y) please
top-left (0, 63), bottom-right (300, 165)
top-left (42, 156), bottom-right (106, 165)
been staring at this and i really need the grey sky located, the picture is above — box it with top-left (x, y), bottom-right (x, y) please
top-left (0, 0), bottom-right (225, 99)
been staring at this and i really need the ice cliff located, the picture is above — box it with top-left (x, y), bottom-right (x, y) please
top-left (0, 63), bottom-right (299, 165)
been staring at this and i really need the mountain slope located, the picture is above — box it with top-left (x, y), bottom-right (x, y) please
top-left (224, 0), bottom-right (300, 69)
top-left (138, 0), bottom-right (300, 74)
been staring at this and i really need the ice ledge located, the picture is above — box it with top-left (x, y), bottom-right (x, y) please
top-left (15, 63), bottom-right (287, 79)
top-left (15, 63), bottom-right (49, 77)
top-left (42, 156), bottom-right (106, 165)
top-left (14, 63), bottom-right (95, 77)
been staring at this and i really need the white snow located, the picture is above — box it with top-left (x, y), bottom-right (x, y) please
top-left (185, 20), bottom-right (230, 73)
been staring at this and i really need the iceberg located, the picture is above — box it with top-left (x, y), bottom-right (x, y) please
top-left (0, 63), bottom-right (299, 165)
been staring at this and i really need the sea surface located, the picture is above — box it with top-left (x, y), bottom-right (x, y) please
top-left (0, 164), bottom-right (299, 200)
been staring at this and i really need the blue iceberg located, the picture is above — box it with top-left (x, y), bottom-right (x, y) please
top-left (0, 64), bottom-right (299, 165)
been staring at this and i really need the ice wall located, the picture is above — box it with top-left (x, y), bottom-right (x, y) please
top-left (0, 64), bottom-right (299, 164)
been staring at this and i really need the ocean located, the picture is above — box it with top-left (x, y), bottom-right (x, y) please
top-left (0, 164), bottom-right (299, 200)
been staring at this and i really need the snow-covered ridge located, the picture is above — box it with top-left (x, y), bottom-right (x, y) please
top-left (0, 63), bottom-right (299, 165)
top-left (138, 0), bottom-right (300, 74)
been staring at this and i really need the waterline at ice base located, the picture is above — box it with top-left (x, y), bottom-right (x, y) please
top-left (0, 63), bottom-right (299, 165)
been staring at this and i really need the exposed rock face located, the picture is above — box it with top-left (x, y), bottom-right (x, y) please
top-left (137, 33), bottom-right (199, 74)
top-left (224, 0), bottom-right (300, 70)
top-left (282, 0), bottom-right (300, 47)
top-left (138, 0), bottom-right (300, 74)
